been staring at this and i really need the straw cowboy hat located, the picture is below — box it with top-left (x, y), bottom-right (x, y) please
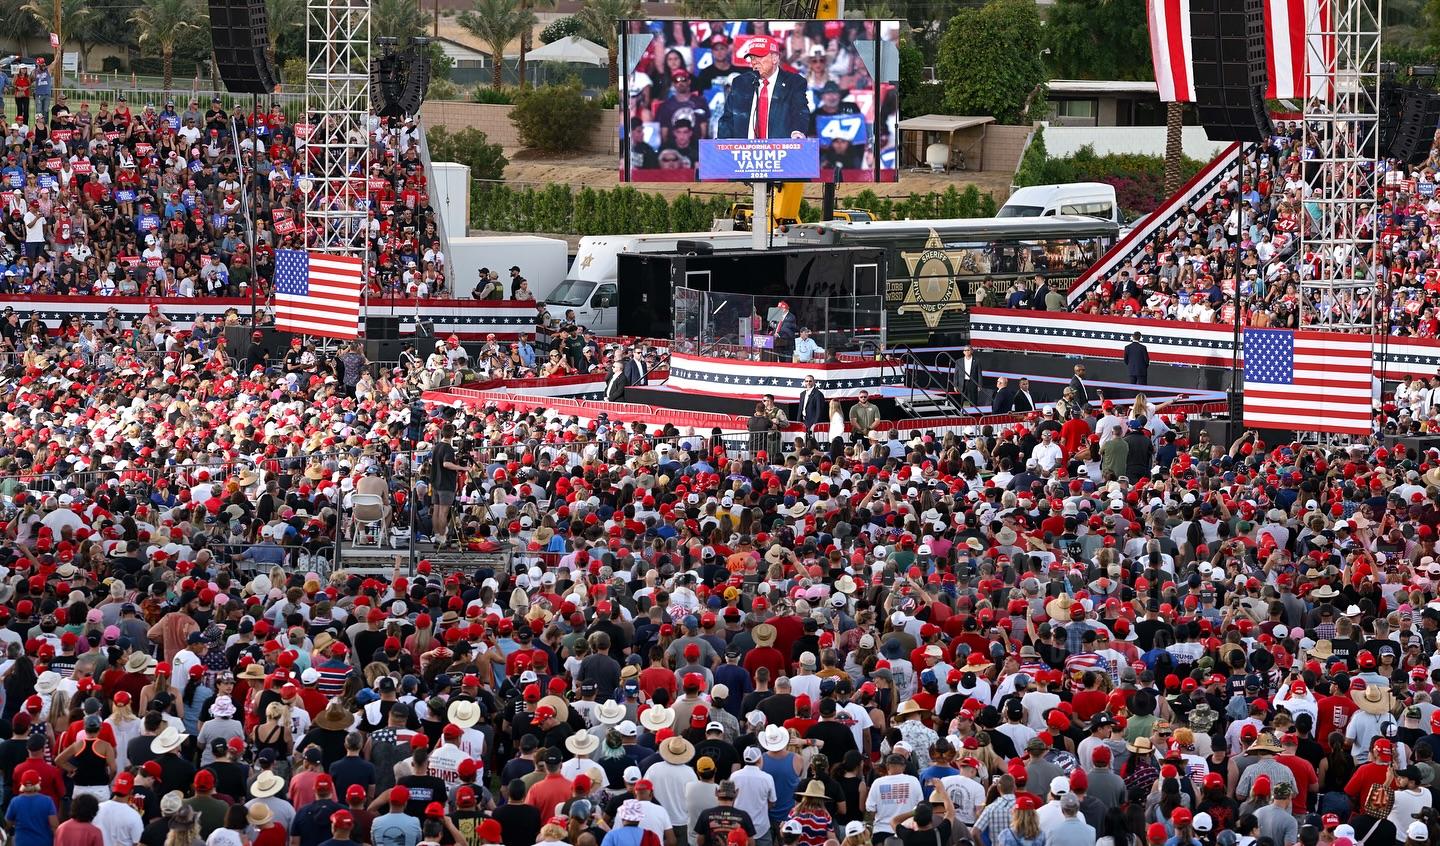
top-left (1126, 736), bottom-right (1154, 755)
top-left (659, 736), bottom-right (695, 765)
top-left (315, 703), bottom-right (353, 731)
top-left (566, 732), bottom-right (600, 756)
top-left (759, 725), bottom-right (791, 752)
top-left (151, 727), bottom-right (188, 755)
top-left (1307, 640), bottom-right (1335, 660)
top-left (753, 624), bottom-right (777, 647)
top-left (834, 575), bottom-right (858, 595)
top-left (1353, 684), bottom-right (1394, 715)
top-left (1310, 585), bottom-right (1340, 601)
top-left (996, 527), bottom-right (1018, 546)
top-left (124, 653), bottom-right (151, 673)
top-left (237, 663), bottom-right (267, 681)
top-left (640, 705), bottom-right (675, 733)
top-left (596, 701), bottom-right (626, 726)
top-left (895, 700), bottom-right (930, 719)
top-left (538, 695), bottom-right (570, 724)
top-left (247, 805), bottom-right (273, 827)
top-left (1246, 733), bottom-right (1283, 754)
top-left (251, 771), bottom-right (285, 799)
top-left (448, 700), bottom-right (482, 728)
top-left (1045, 595), bottom-right (1078, 623)
top-left (796, 780), bottom-right (831, 800)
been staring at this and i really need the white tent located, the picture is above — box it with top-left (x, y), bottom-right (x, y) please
top-left (524, 36), bottom-right (608, 66)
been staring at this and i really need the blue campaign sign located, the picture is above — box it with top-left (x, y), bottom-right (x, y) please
top-left (698, 138), bottom-right (820, 181)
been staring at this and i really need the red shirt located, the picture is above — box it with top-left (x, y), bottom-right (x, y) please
top-left (55, 819), bottom-right (102, 846)
top-left (639, 667), bottom-right (676, 701)
top-left (1314, 695), bottom-right (1357, 753)
top-left (524, 773), bottom-right (572, 815)
top-left (1276, 753), bottom-right (1318, 814)
top-left (769, 615), bottom-right (805, 669)
top-left (1072, 689), bottom-right (1108, 723)
top-left (743, 647), bottom-right (786, 687)
top-left (1345, 761), bottom-right (1390, 807)
top-left (14, 758), bottom-right (66, 806)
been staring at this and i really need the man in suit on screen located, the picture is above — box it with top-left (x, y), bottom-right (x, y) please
top-left (716, 36), bottom-right (811, 140)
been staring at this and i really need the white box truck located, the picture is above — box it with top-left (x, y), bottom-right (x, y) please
top-left (544, 230), bottom-right (760, 336)
top-left (448, 235), bottom-right (570, 300)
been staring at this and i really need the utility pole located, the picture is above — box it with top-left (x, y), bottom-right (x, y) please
top-left (52, 0), bottom-right (63, 90)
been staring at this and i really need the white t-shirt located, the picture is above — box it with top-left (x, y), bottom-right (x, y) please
top-left (732, 765), bottom-right (778, 838)
top-left (940, 774), bottom-right (987, 825)
top-left (645, 761), bottom-right (699, 826)
top-left (865, 774), bottom-right (922, 834)
top-left (94, 798), bottom-right (144, 846)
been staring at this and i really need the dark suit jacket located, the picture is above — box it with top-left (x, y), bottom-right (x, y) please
top-left (624, 359), bottom-right (646, 386)
top-left (604, 372), bottom-right (627, 402)
top-left (796, 387), bottom-right (825, 428)
top-left (1012, 390), bottom-right (1035, 412)
top-left (717, 70), bottom-right (811, 139)
top-left (957, 354), bottom-right (983, 394)
top-left (992, 387), bottom-right (1016, 414)
top-left (1124, 341), bottom-right (1150, 379)
top-left (1068, 375), bottom-right (1090, 405)
top-left (774, 311), bottom-right (798, 345)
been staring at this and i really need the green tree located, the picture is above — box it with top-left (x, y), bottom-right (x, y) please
top-left (575, 0), bottom-right (641, 85)
top-left (131, 0), bottom-right (202, 91)
top-left (23, 0), bottom-right (92, 87)
top-left (516, 0), bottom-right (555, 87)
top-left (1043, 0), bottom-right (1151, 80)
top-left (459, 0), bottom-right (536, 87)
top-left (70, 0), bottom-right (131, 71)
top-left (540, 16), bottom-right (582, 44)
top-left (425, 124), bottom-right (509, 180)
top-left (935, 0), bottom-right (1045, 124)
top-left (265, 0), bottom-right (304, 65)
top-left (371, 0), bottom-right (428, 47)
top-left (897, 38), bottom-right (942, 117)
top-left (0, 0), bottom-right (42, 51)
top-left (510, 78), bottom-right (600, 150)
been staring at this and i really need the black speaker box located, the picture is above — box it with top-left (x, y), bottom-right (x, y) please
top-left (209, 0), bottom-right (280, 95)
top-left (365, 317), bottom-right (400, 340)
top-left (1190, 0), bottom-right (1273, 142)
top-left (1388, 89), bottom-right (1440, 164)
top-left (365, 338), bottom-right (407, 364)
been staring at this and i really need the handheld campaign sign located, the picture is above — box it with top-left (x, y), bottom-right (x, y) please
top-left (698, 138), bottom-right (820, 181)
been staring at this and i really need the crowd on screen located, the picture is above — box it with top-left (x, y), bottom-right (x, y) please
top-left (995, 123), bottom-right (1440, 333)
top-left (0, 84), bottom-right (445, 301)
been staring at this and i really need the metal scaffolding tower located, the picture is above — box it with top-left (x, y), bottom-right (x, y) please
top-left (1298, 0), bottom-right (1382, 331)
top-left (305, 0), bottom-right (371, 258)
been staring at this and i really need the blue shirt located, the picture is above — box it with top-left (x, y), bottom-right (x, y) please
top-left (762, 753), bottom-right (800, 821)
top-left (7, 793), bottom-right (55, 846)
top-left (371, 812), bottom-right (421, 846)
top-left (601, 827), bottom-right (647, 846)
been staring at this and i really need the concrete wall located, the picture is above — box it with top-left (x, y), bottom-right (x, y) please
top-left (419, 101), bottom-right (619, 155)
top-left (1040, 124), bottom-right (1229, 160)
top-left (980, 124), bottom-right (1032, 175)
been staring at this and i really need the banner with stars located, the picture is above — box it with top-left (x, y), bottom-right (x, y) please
top-left (667, 351), bottom-right (899, 400)
top-left (0, 295), bottom-right (541, 341)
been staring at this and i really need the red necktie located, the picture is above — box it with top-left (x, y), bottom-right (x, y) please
top-left (756, 78), bottom-right (770, 139)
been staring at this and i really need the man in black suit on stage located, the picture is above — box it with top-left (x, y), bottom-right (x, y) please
top-left (771, 300), bottom-right (798, 360)
top-left (1124, 331), bottom-right (1150, 385)
top-left (1068, 363), bottom-right (1092, 408)
top-left (992, 376), bottom-right (1016, 414)
top-left (604, 361), bottom-right (628, 402)
top-left (796, 374), bottom-right (826, 430)
top-left (716, 36), bottom-right (811, 140)
top-left (955, 346), bottom-right (983, 405)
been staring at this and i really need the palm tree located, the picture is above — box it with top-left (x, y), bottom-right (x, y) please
top-left (371, 0), bottom-right (428, 47)
top-left (1163, 101), bottom-right (1183, 194)
top-left (576, 0), bottom-right (641, 86)
top-left (459, 0), bottom-right (536, 88)
top-left (516, 0), bottom-right (554, 87)
top-left (131, 0), bottom-right (201, 91)
top-left (22, 0), bottom-right (92, 88)
top-left (265, 0), bottom-right (304, 66)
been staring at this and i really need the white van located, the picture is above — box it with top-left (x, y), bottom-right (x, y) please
top-left (544, 230), bottom-right (759, 336)
top-left (999, 182), bottom-right (1119, 224)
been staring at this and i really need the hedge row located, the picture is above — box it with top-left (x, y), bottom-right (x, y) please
top-left (469, 183), bottom-right (1000, 236)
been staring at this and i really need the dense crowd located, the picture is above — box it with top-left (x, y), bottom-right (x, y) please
top-left (0, 81), bottom-right (444, 300)
top-left (1, 248), bottom-right (1440, 846)
top-left (1000, 123), bottom-right (1440, 333)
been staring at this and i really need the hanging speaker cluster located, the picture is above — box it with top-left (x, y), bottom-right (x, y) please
top-left (1189, 0), bottom-right (1272, 142)
top-left (1387, 86), bottom-right (1440, 164)
top-left (208, 0), bottom-right (280, 94)
top-left (372, 40), bottom-right (432, 118)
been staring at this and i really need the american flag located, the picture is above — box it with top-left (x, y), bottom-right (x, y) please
top-left (1242, 328), bottom-right (1373, 436)
top-left (272, 249), bottom-right (365, 340)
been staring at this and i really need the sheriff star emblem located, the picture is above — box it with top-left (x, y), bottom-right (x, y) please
top-left (898, 229), bottom-right (969, 329)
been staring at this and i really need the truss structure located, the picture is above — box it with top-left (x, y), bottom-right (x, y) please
top-left (1298, 0), bottom-right (1382, 332)
top-left (305, 0), bottom-right (371, 257)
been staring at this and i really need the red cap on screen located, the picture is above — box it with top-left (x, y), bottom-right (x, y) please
top-left (744, 36), bottom-right (776, 59)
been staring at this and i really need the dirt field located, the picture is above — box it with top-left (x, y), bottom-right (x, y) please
top-left (500, 151), bottom-right (1017, 203)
